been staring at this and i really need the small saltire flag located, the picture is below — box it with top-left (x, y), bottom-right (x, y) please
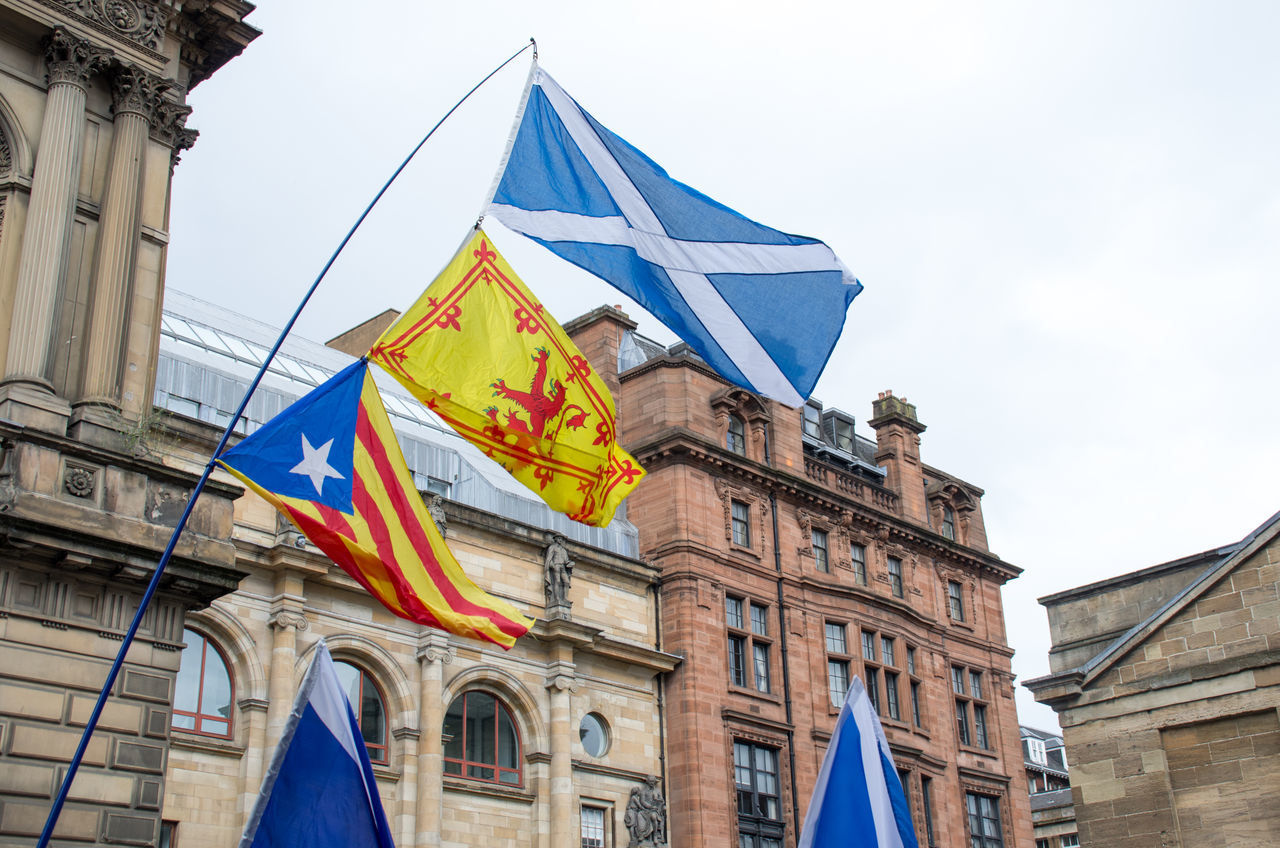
top-left (368, 229), bottom-right (644, 527)
top-left (799, 676), bottom-right (919, 848)
top-left (217, 359), bottom-right (533, 648)
top-left (239, 641), bottom-right (395, 848)
top-left (487, 65), bottom-right (861, 408)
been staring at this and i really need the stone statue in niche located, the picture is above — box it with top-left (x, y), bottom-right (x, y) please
top-left (427, 493), bottom-right (447, 538)
top-left (543, 534), bottom-right (573, 615)
top-left (625, 774), bottom-right (667, 847)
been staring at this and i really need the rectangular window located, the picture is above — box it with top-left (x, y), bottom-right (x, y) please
top-left (948, 580), bottom-right (965, 621)
top-left (581, 805), bottom-right (606, 848)
top-left (887, 557), bottom-right (904, 598)
top-left (802, 403), bottom-right (822, 438)
top-left (885, 672), bottom-right (901, 721)
top-left (941, 506), bottom-right (956, 540)
top-left (728, 635), bottom-right (747, 687)
top-left (974, 704), bottom-right (989, 749)
top-left (851, 544), bottom-right (867, 585)
top-left (750, 604), bottom-right (768, 636)
top-left (732, 500), bottom-right (751, 547)
top-left (726, 597), bottom-right (744, 629)
top-left (753, 643), bottom-right (772, 692)
top-left (951, 666), bottom-right (966, 695)
top-left (906, 646), bottom-right (916, 676)
top-left (921, 777), bottom-right (936, 847)
top-left (812, 528), bottom-right (829, 573)
top-left (1035, 840), bottom-right (1049, 848)
top-left (861, 631), bottom-right (876, 661)
top-left (911, 681), bottom-right (923, 727)
top-left (160, 822), bottom-right (177, 848)
top-left (735, 741), bottom-right (784, 847)
top-left (1061, 836), bottom-right (1080, 848)
top-left (965, 793), bottom-right (1004, 848)
top-left (827, 659), bottom-right (849, 707)
top-left (728, 596), bottom-right (772, 694)
top-left (969, 671), bottom-right (983, 700)
top-left (956, 700), bottom-right (971, 746)
top-left (866, 671), bottom-right (880, 713)
top-left (834, 419), bottom-right (854, 453)
top-left (881, 636), bottom-right (896, 667)
top-left (824, 622), bottom-right (847, 655)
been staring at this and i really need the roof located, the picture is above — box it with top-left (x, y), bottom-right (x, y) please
top-left (1029, 788), bottom-right (1074, 812)
top-left (155, 289), bottom-right (640, 557)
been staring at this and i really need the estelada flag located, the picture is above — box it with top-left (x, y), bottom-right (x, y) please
top-left (217, 360), bottom-right (533, 649)
top-left (368, 229), bottom-right (644, 527)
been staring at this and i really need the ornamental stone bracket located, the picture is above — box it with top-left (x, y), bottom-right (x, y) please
top-left (45, 26), bottom-right (113, 88)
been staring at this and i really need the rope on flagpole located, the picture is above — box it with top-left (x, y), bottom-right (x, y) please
top-left (35, 37), bottom-right (537, 848)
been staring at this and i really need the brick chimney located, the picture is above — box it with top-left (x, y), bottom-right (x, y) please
top-left (868, 390), bottom-right (928, 523)
top-left (562, 305), bottom-right (638, 400)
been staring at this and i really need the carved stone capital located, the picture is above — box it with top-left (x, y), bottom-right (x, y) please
top-left (54, 1), bottom-right (170, 51)
top-left (151, 100), bottom-right (194, 146)
top-left (268, 610), bottom-right (309, 632)
top-left (111, 64), bottom-right (168, 121)
top-left (416, 631), bottom-right (455, 665)
top-left (45, 27), bottom-right (112, 88)
top-left (546, 673), bottom-right (580, 694)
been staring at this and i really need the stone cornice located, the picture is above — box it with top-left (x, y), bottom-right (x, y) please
top-left (630, 429), bottom-right (1021, 582)
top-left (45, 0), bottom-right (170, 52)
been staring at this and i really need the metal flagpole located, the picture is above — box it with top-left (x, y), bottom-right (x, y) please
top-left (36, 38), bottom-right (536, 848)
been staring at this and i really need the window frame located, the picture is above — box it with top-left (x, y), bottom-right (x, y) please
top-left (172, 628), bottom-right (234, 740)
top-left (887, 556), bottom-right (904, 598)
top-left (734, 741), bottom-right (785, 847)
top-left (952, 665), bottom-right (991, 750)
top-left (812, 528), bottom-right (829, 573)
top-left (727, 595), bottom-right (772, 694)
top-left (727, 414), bottom-right (747, 456)
top-left (860, 628), bottom-right (907, 723)
top-left (731, 499), bottom-right (752, 548)
top-left (850, 543), bottom-right (867, 585)
top-left (941, 506), bottom-right (956, 540)
top-left (824, 622), bottom-right (851, 707)
top-left (965, 792), bottom-right (1004, 848)
top-left (443, 690), bottom-right (523, 786)
top-left (948, 580), bottom-right (966, 622)
top-left (334, 659), bottom-right (390, 765)
top-left (581, 803), bottom-right (608, 848)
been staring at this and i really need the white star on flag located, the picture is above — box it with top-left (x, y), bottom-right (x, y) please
top-left (290, 434), bottom-right (344, 496)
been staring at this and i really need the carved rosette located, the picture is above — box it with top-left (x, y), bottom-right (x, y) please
top-left (64, 466), bottom-right (95, 497)
top-left (111, 64), bottom-right (168, 121)
top-left (55, 0), bottom-right (169, 50)
top-left (44, 27), bottom-right (112, 88)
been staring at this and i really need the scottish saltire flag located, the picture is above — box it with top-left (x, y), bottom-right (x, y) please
top-left (217, 360), bottom-right (533, 648)
top-left (240, 641), bottom-right (394, 848)
top-left (369, 229), bottom-right (644, 527)
top-left (799, 677), bottom-right (919, 848)
top-left (487, 65), bottom-right (861, 408)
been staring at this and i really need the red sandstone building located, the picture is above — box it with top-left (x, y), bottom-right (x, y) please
top-left (568, 307), bottom-right (1034, 848)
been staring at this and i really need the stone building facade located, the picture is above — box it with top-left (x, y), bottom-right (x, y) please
top-left (1021, 725), bottom-right (1076, 848)
top-left (152, 292), bottom-right (677, 848)
top-left (1027, 511), bottom-right (1280, 848)
top-left (0, 2), bottom-right (256, 845)
top-left (566, 307), bottom-right (1035, 848)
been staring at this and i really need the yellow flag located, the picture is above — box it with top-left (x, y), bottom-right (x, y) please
top-left (369, 230), bottom-right (644, 527)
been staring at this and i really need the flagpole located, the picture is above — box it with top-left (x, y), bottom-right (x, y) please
top-left (35, 38), bottom-right (537, 848)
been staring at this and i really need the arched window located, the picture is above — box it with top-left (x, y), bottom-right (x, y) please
top-left (333, 660), bottom-right (388, 764)
top-left (173, 628), bottom-right (234, 738)
top-left (443, 691), bottom-right (522, 785)
top-left (726, 414), bottom-right (746, 456)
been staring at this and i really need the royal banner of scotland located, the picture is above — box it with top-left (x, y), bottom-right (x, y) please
top-left (369, 229), bottom-right (644, 527)
top-left (217, 359), bottom-right (533, 648)
top-left (487, 65), bottom-right (861, 408)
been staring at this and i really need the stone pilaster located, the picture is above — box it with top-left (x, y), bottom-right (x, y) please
top-left (415, 631), bottom-right (453, 847)
top-left (546, 657), bottom-right (579, 848)
top-left (1, 28), bottom-right (110, 430)
top-left (72, 65), bottom-right (168, 440)
top-left (265, 575), bottom-right (307, 749)
top-left (236, 698), bottom-right (269, 826)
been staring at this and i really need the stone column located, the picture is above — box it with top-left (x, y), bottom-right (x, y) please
top-left (237, 698), bottom-right (269, 827)
top-left (266, 573), bottom-right (308, 749)
top-left (415, 631), bottom-right (453, 847)
top-left (73, 65), bottom-right (167, 430)
top-left (1, 29), bottom-right (108, 428)
top-left (546, 657), bottom-right (578, 848)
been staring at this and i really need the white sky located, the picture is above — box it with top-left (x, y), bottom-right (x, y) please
top-left (167, 1), bottom-right (1280, 731)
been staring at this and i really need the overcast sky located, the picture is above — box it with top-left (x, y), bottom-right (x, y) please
top-left (166, 1), bottom-right (1280, 731)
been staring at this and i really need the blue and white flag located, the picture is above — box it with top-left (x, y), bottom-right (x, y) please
top-left (239, 641), bottom-right (395, 848)
top-left (799, 677), bottom-right (919, 848)
top-left (487, 66), bottom-right (861, 408)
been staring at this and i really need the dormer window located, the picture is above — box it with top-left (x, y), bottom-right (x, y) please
top-left (803, 403), bottom-right (822, 438)
top-left (833, 418), bottom-right (854, 453)
top-left (941, 506), bottom-right (956, 541)
top-left (727, 414), bottom-right (746, 455)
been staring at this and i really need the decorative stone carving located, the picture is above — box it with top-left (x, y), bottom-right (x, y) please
top-left (0, 122), bottom-right (11, 173)
top-left (110, 64), bottom-right (168, 120)
top-left (427, 494), bottom-right (447, 538)
top-left (268, 610), bottom-right (309, 631)
top-left (44, 27), bottom-right (111, 88)
top-left (417, 632), bottom-right (455, 665)
top-left (543, 534), bottom-right (573, 615)
top-left (55, 1), bottom-right (170, 50)
top-left (624, 775), bottom-right (667, 847)
top-left (64, 465), bottom-right (95, 497)
top-left (151, 100), bottom-right (193, 145)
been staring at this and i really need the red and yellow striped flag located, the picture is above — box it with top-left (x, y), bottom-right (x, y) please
top-left (369, 229), bottom-right (644, 527)
top-left (217, 360), bottom-right (533, 648)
